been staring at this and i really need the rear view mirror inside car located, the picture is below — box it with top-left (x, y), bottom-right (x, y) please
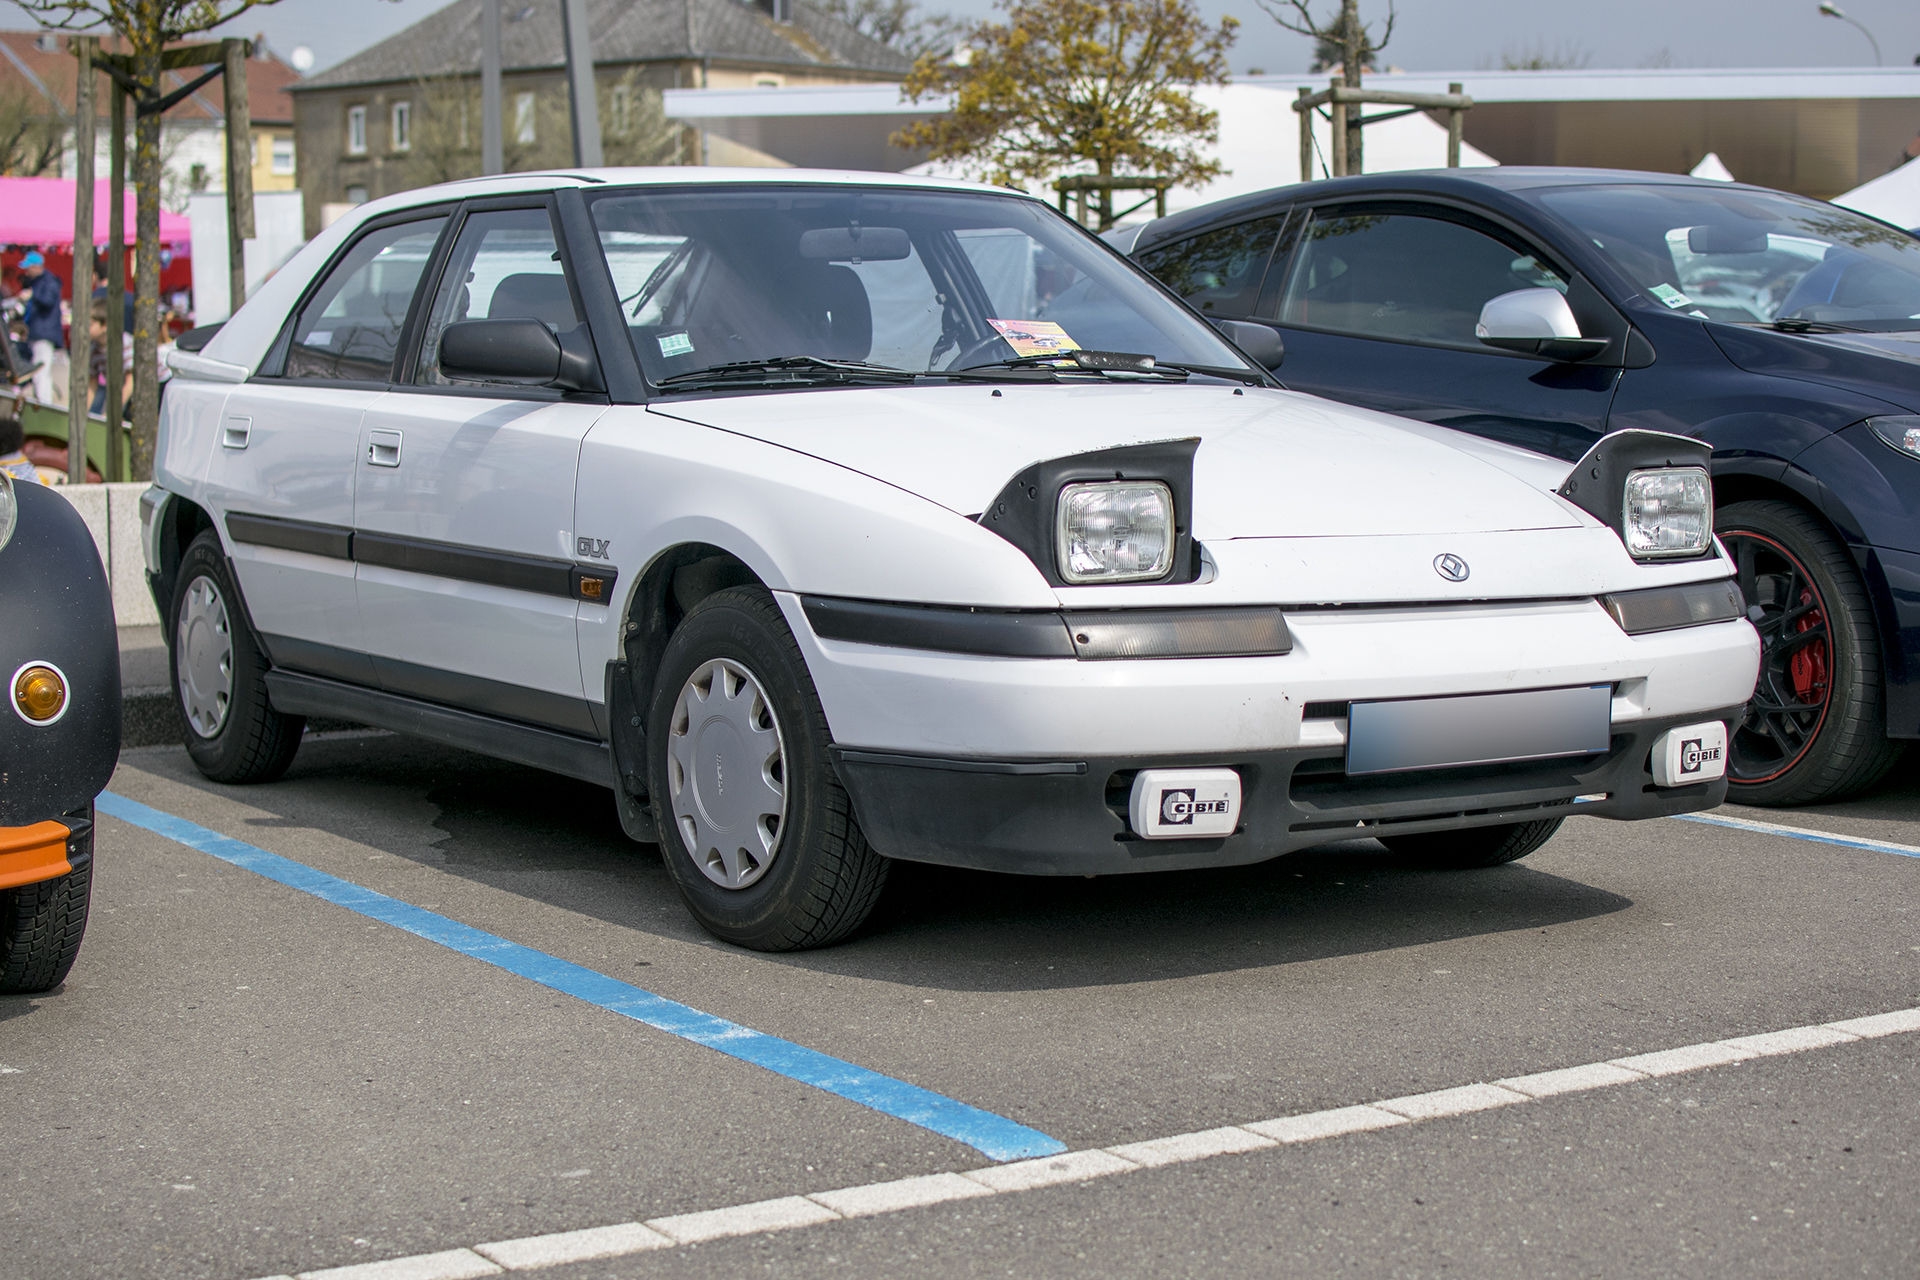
top-left (797, 226), bottom-right (912, 262)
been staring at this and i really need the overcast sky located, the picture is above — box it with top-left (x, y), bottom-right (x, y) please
top-left (9, 0), bottom-right (1919, 80)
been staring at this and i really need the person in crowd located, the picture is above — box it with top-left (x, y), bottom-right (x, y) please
top-left (0, 413), bottom-right (40, 483)
top-left (18, 251), bottom-right (63, 404)
top-left (87, 297), bottom-right (132, 417)
top-left (93, 253), bottom-right (136, 335)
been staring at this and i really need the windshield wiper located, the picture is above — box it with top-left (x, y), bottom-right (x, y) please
top-left (1770, 317), bottom-right (1859, 334)
top-left (655, 356), bottom-right (918, 390)
top-left (957, 349), bottom-right (1190, 379)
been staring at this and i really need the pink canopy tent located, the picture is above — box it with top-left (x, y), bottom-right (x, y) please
top-left (0, 176), bottom-right (191, 245)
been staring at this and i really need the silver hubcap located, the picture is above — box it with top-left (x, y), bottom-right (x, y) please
top-left (667, 658), bottom-right (788, 890)
top-left (177, 574), bottom-right (234, 739)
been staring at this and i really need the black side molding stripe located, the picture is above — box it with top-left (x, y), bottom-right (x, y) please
top-left (804, 596), bottom-right (1076, 658)
top-left (801, 596), bottom-right (1293, 660)
top-left (226, 512), bottom-right (616, 604)
top-left (226, 512), bottom-right (352, 560)
top-left (831, 747), bottom-right (1088, 776)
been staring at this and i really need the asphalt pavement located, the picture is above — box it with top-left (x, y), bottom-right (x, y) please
top-left (3, 717), bottom-right (1915, 1280)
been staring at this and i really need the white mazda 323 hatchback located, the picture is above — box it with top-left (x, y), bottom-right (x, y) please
top-left (148, 170), bottom-right (1760, 949)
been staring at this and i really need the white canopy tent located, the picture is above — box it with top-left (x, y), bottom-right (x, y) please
top-left (1832, 160), bottom-right (1920, 230)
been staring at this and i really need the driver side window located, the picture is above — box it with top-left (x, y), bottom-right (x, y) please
top-left (1278, 210), bottom-right (1565, 346)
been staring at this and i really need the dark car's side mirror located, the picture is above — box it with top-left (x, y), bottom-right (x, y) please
top-left (1476, 288), bottom-right (1608, 363)
top-left (440, 318), bottom-right (604, 392)
top-left (1211, 318), bottom-right (1284, 370)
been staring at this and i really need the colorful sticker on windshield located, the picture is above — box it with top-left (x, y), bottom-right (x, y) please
top-left (988, 319), bottom-right (1080, 359)
top-left (658, 331), bottom-right (694, 358)
top-left (1648, 283), bottom-right (1693, 309)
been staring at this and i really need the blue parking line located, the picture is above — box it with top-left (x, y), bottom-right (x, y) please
top-left (96, 792), bottom-right (1065, 1162)
top-left (1674, 812), bottom-right (1920, 859)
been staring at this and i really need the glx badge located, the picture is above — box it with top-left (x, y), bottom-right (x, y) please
top-left (577, 537), bottom-right (611, 560)
top-left (1433, 553), bottom-right (1470, 582)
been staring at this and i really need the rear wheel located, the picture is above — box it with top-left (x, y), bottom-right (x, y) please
top-left (0, 815), bottom-right (92, 993)
top-left (1718, 500), bottom-right (1904, 806)
top-left (170, 531), bottom-right (304, 784)
top-left (647, 586), bottom-right (888, 951)
top-left (1381, 816), bottom-right (1565, 869)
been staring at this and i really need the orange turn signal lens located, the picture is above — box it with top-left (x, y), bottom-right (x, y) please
top-left (13, 665), bottom-right (67, 723)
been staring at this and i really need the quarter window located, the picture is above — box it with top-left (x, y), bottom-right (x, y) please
top-left (415, 207), bottom-right (579, 387)
top-left (282, 217), bottom-right (446, 382)
top-left (1278, 210), bottom-right (1566, 345)
top-left (1135, 216), bottom-right (1287, 316)
top-left (347, 105), bottom-right (367, 155)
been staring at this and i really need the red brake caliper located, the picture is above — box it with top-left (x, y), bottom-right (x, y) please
top-left (1789, 587), bottom-right (1828, 705)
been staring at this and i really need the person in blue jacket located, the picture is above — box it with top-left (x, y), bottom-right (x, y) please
top-left (18, 251), bottom-right (64, 405)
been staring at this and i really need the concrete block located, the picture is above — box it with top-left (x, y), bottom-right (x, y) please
top-left (106, 483), bottom-right (157, 624)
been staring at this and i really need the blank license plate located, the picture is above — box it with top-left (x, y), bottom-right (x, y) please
top-left (1346, 685), bottom-right (1612, 776)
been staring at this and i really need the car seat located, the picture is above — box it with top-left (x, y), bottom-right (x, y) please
top-left (489, 273), bottom-right (577, 328)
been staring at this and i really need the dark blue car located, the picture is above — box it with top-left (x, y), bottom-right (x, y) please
top-left (1121, 168), bottom-right (1920, 807)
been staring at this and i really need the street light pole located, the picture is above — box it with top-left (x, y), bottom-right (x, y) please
top-left (1818, 1), bottom-right (1883, 66)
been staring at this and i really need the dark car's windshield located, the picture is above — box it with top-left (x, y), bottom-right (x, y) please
top-left (1534, 184), bottom-right (1920, 330)
top-left (586, 184), bottom-right (1252, 386)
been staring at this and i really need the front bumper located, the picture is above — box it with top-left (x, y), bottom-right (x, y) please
top-left (833, 705), bottom-right (1741, 875)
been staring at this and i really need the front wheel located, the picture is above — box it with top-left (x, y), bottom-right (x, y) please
top-left (170, 531), bottom-right (304, 784)
top-left (0, 814), bottom-right (92, 993)
top-left (1380, 816), bottom-right (1565, 869)
top-left (647, 586), bottom-right (888, 951)
top-left (1718, 500), bottom-right (1904, 806)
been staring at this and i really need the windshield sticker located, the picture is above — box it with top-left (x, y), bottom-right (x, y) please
top-left (657, 331), bottom-right (694, 358)
top-left (1648, 283), bottom-right (1693, 309)
top-left (988, 319), bottom-right (1080, 359)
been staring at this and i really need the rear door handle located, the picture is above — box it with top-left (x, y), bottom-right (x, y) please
top-left (366, 428), bottom-right (402, 467)
top-left (221, 415), bottom-right (251, 449)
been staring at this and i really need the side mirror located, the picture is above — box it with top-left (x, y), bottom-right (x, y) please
top-left (1211, 318), bottom-right (1284, 370)
top-left (1476, 288), bottom-right (1607, 362)
top-left (440, 318), bottom-right (603, 392)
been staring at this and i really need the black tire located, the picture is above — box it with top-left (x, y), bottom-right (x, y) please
top-left (169, 531), bottom-right (304, 784)
top-left (1719, 500), bottom-right (1905, 806)
top-left (1380, 816), bottom-right (1565, 869)
top-left (0, 818), bottom-right (92, 993)
top-left (647, 586), bottom-right (888, 951)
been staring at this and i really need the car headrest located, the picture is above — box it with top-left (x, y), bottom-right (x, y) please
top-left (488, 273), bottom-right (576, 327)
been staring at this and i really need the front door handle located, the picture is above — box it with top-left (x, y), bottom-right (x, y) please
top-left (221, 415), bottom-right (251, 449)
top-left (367, 428), bottom-right (402, 467)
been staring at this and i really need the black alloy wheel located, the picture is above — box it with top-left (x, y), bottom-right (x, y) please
top-left (1718, 500), bottom-right (1904, 806)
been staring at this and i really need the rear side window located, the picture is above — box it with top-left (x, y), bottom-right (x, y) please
top-left (284, 217), bottom-right (446, 381)
top-left (1278, 211), bottom-right (1565, 345)
top-left (414, 207), bottom-right (580, 386)
top-left (1135, 216), bottom-right (1286, 316)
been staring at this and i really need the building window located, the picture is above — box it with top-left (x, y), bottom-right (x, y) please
top-left (514, 91), bottom-right (536, 145)
top-left (345, 184), bottom-right (369, 204)
top-left (188, 163), bottom-right (209, 192)
top-left (755, 76), bottom-right (783, 88)
top-left (271, 136), bottom-right (296, 175)
top-left (457, 101), bottom-right (470, 149)
top-left (391, 101), bottom-right (411, 152)
top-left (347, 105), bottom-right (367, 155)
top-left (610, 84), bottom-right (631, 137)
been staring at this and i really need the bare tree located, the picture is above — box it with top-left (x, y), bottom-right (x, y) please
top-left (1257, 0), bottom-right (1393, 174)
top-left (1495, 38), bottom-right (1591, 71)
top-left (0, 79), bottom-right (65, 176)
top-left (11, 0), bottom-right (284, 481)
top-left (406, 67), bottom-right (679, 187)
top-left (813, 0), bottom-right (962, 58)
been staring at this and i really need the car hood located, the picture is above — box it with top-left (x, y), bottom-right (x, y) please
top-left (1707, 323), bottom-right (1920, 414)
top-left (647, 383), bottom-right (1582, 540)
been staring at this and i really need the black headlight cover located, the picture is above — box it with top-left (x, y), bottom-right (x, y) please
top-left (1559, 429), bottom-right (1715, 560)
top-left (978, 438), bottom-right (1200, 587)
top-left (1600, 577), bottom-right (1745, 635)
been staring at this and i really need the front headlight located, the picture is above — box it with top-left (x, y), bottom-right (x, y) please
top-left (0, 471), bottom-right (16, 555)
top-left (1866, 415), bottom-right (1920, 461)
top-left (1623, 467), bottom-right (1712, 559)
top-left (1056, 481), bottom-right (1175, 583)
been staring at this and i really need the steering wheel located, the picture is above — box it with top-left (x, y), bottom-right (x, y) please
top-left (945, 333), bottom-right (1015, 370)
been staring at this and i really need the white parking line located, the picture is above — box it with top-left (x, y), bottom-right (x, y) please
top-left (242, 1005), bottom-right (1920, 1280)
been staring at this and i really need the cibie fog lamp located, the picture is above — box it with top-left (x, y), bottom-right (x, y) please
top-left (1056, 480), bottom-right (1175, 583)
top-left (1622, 467), bottom-right (1712, 559)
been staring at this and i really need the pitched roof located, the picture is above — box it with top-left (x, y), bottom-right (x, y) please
top-left (0, 29), bottom-right (301, 125)
top-left (295, 0), bottom-right (911, 91)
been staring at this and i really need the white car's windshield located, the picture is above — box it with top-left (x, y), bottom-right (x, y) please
top-left (1534, 183), bottom-right (1920, 331)
top-left (586, 184), bottom-right (1253, 387)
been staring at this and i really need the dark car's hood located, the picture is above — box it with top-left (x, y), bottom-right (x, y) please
top-left (1708, 323), bottom-right (1920, 415)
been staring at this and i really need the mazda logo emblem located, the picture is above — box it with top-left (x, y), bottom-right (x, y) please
top-left (1434, 553), bottom-right (1470, 582)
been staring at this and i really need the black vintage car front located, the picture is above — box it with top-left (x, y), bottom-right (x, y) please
top-left (0, 473), bottom-right (119, 993)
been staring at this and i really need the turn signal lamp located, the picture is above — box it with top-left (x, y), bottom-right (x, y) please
top-left (12, 663), bottom-right (67, 725)
top-left (1623, 468), bottom-right (1712, 559)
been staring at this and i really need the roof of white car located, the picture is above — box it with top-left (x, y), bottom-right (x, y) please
top-left (348, 166), bottom-right (1041, 223)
